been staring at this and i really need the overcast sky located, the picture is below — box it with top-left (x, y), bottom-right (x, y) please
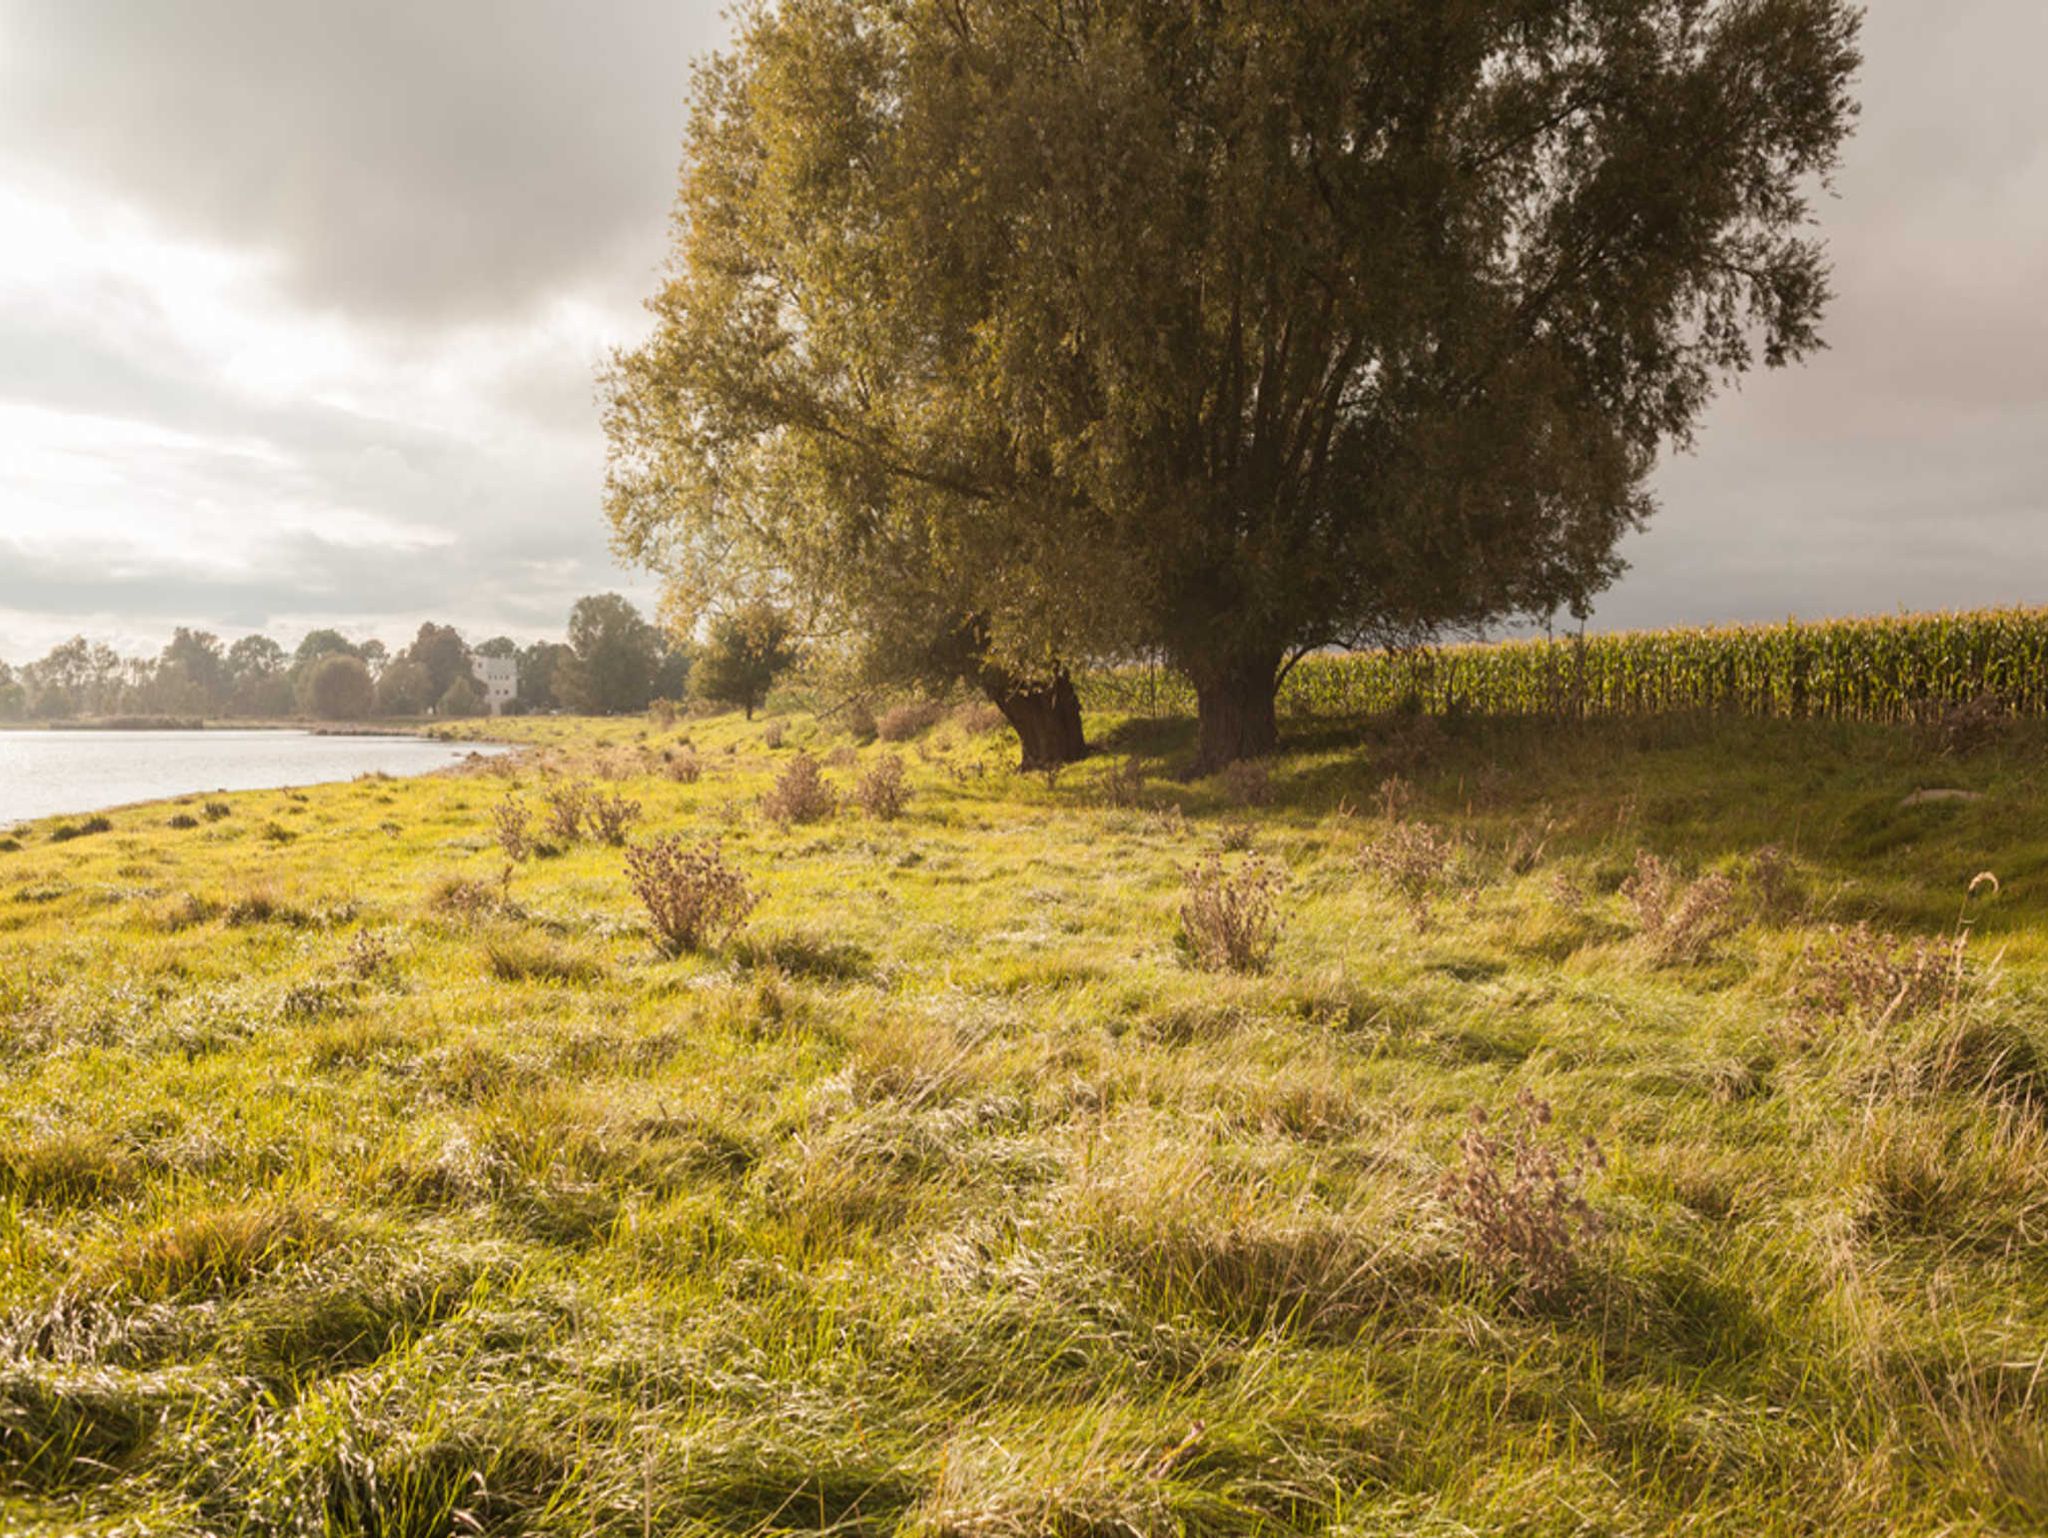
top-left (0, 2), bottom-right (2042, 664)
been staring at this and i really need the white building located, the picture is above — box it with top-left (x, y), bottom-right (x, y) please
top-left (472, 655), bottom-right (518, 716)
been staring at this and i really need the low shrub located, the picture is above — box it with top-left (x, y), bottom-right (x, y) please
top-left (1179, 855), bottom-right (1287, 973)
top-left (876, 700), bottom-right (945, 742)
top-left (1914, 692), bottom-right (2009, 757)
top-left (664, 747), bottom-right (702, 784)
top-left (854, 755), bottom-right (910, 820)
top-left (48, 816), bottom-right (112, 843)
top-left (761, 754), bottom-right (837, 826)
top-left (845, 701), bottom-right (878, 741)
top-left (202, 801), bottom-right (232, 821)
top-left (950, 700), bottom-right (1006, 735)
top-left (167, 812), bottom-right (200, 830)
top-left (625, 836), bottom-right (757, 954)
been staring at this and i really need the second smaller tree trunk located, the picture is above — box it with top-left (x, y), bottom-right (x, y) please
top-left (983, 668), bottom-right (1088, 770)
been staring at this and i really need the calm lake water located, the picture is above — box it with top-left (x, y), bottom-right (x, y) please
top-left (0, 729), bottom-right (507, 826)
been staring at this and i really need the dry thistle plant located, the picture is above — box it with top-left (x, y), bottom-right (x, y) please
top-left (624, 835), bottom-right (758, 954)
top-left (1622, 851), bottom-right (1735, 965)
top-left (585, 791), bottom-right (643, 846)
top-left (1179, 855), bottom-right (1287, 972)
top-left (760, 720), bottom-right (786, 750)
top-left (1743, 843), bottom-right (1801, 919)
top-left (341, 927), bottom-right (394, 980)
top-left (1797, 921), bottom-right (1971, 1031)
top-left (1441, 1089), bottom-right (1605, 1307)
top-left (1360, 821), bottom-right (1458, 931)
top-left (490, 796), bottom-right (533, 863)
top-left (760, 753), bottom-right (837, 825)
top-left (663, 746), bottom-right (702, 784)
top-left (853, 754), bottom-right (910, 820)
top-left (540, 779), bottom-right (591, 844)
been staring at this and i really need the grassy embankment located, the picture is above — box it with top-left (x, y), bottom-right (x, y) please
top-left (3, 703), bottom-right (2046, 1534)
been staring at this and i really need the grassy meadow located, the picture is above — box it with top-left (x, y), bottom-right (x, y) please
top-left (3, 703), bottom-right (2046, 1535)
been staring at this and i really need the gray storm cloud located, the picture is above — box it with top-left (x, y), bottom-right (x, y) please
top-left (0, 0), bottom-right (2042, 661)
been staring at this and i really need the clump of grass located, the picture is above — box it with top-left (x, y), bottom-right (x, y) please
top-left (1360, 821), bottom-right (1459, 931)
top-left (1, 1127), bottom-right (138, 1206)
top-left (761, 753), bottom-right (836, 825)
top-left (202, 800), bottom-right (231, 821)
top-left (484, 933), bottom-right (606, 984)
top-left (854, 755), bottom-right (910, 820)
top-left (625, 835), bottom-right (757, 954)
top-left (1621, 850), bottom-right (1735, 965)
top-left (166, 812), bottom-right (199, 831)
top-left (425, 873), bottom-right (514, 923)
top-left (223, 886), bottom-right (316, 927)
top-left (1441, 1090), bottom-right (1604, 1307)
top-left (105, 1198), bottom-right (339, 1300)
top-left (48, 816), bottom-right (112, 843)
top-left (259, 820), bottom-right (296, 844)
top-left (1097, 756), bottom-right (1148, 809)
top-left (1179, 855), bottom-right (1287, 972)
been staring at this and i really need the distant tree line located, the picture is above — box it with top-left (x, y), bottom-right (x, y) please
top-left (0, 594), bottom-right (697, 723)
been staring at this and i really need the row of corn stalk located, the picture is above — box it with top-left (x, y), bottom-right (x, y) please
top-left (1080, 608), bottom-right (2048, 723)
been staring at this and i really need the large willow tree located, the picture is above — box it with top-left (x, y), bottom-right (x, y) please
top-left (607, 0), bottom-right (1861, 767)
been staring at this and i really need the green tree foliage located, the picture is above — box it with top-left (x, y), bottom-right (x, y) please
top-left (401, 623), bottom-right (472, 700)
top-left (554, 594), bottom-right (671, 715)
top-left (299, 653), bottom-right (375, 721)
top-left (155, 629), bottom-right (228, 715)
top-left (374, 658), bottom-right (436, 717)
top-left (224, 635), bottom-right (291, 717)
top-left (293, 630), bottom-right (360, 672)
top-left (437, 676), bottom-right (485, 719)
top-left (609, 0), bottom-right (1860, 766)
top-left (690, 604), bottom-right (796, 720)
top-left (516, 640), bottom-right (572, 713)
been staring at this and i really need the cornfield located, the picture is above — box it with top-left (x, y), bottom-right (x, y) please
top-left (1084, 608), bottom-right (2048, 723)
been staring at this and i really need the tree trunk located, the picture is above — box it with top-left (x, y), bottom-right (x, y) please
top-left (1187, 648), bottom-right (1282, 771)
top-left (984, 669), bottom-right (1088, 770)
